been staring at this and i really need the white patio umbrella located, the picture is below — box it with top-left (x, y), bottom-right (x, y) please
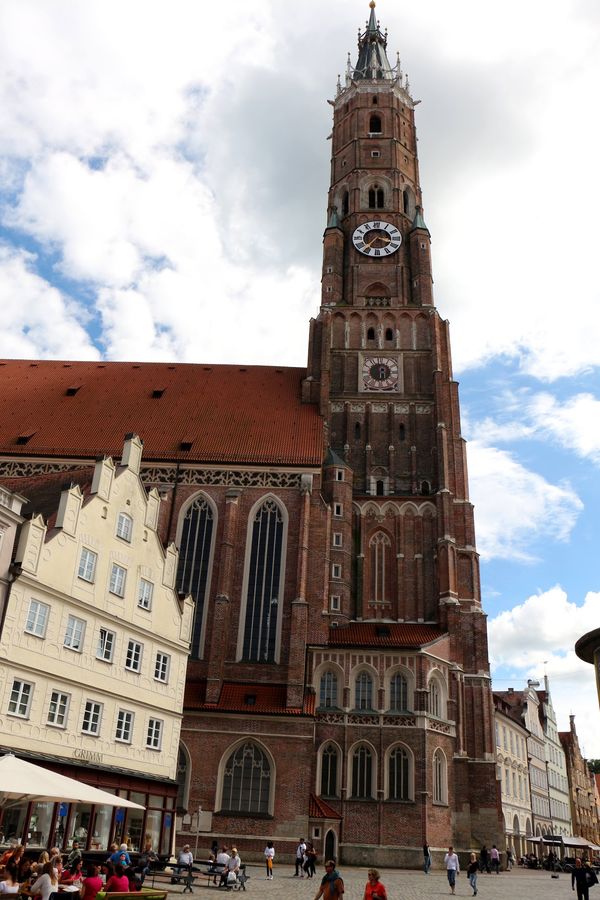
top-left (0, 753), bottom-right (145, 810)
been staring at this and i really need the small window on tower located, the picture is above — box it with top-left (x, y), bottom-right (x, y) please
top-left (336, 469), bottom-right (344, 482)
top-left (367, 327), bottom-right (375, 341)
top-left (369, 114), bottom-right (382, 134)
top-left (385, 328), bottom-right (394, 341)
top-left (376, 480), bottom-right (385, 496)
top-left (372, 96), bottom-right (378, 105)
top-left (355, 422), bottom-right (361, 441)
top-left (421, 481), bottom-right (431, 496)
top-left (342, 191), bottom-right (349, 216)
top-left (399, 423), bottom-right (406, 442)
top-left (371, 150), bottom-right (381, 158)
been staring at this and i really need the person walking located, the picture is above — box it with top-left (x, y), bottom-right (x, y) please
top-left (295, 839), bottom-right (307, 877)
top-left (480, 846), bottom-right (490, 874)
top-left (490, 845), bottom-right (500, 874)
top-left (313, 860), bottom-right (344, 900)
top-left (506, 847), bottom-right (513, 871)
top-left (264, 842), bottom-right (275, 880)
top-left (423, 843), bottom-right (432, 875)
top-left (572, 857), bottom-right (591, 900)
top-left (363, 868), bottom-right (387, 900)
top-left (467, 852), bottom-right (479, 896)
top-left (444, 846), bottom-right (460, 896)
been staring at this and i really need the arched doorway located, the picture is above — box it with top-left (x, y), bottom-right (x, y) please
top-left (324, 829), bottom-right (337, 862)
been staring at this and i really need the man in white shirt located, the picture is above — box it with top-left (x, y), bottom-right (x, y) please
top-left (220, 848), bottom-right (241, 887)
top-left (444, 846), bottom-right (460, 895)
top-left (295, 840), bottom-right (307, 877)
top-left (178, 845), bottom-right (194, 868)
top-left (213, 847), bottom-right (230, 886)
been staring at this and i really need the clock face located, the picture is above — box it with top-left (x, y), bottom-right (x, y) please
top-left (352, 220), bottom-right (402, 257)
top-left (362, 356), bottom-right (399, 391)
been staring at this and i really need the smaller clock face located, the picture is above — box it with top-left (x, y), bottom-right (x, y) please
top-left (352, 221), bottom-right (402, 257)
top-left (362, 356), bottom-right (399, 391)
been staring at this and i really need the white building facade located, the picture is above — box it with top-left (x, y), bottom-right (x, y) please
top-left (539, 677), bottom-right (572, 837)
top-left (0, 435), bottom-right (193, 854)
top-left (494, 693), bottom-right (533, 857)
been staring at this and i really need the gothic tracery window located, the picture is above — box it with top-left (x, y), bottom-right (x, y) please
top-left (390, 672), bottom-right (409, 711)
top-left (352, 745), bottom-right (373, 798)
top-left (355, 671), bottom-right (373, 710)
top-left (220, 742), bottom-right (271, 814)
top-left (320, 670), bottom-right (339, 708)
top-left (388, 746), bottom-right (410, 800)
top-left (320, 743), bottom-right (339, 797)
top-left (369, 531), bottom-right (391, 604)
top-left (242, 499), bottom-right (284, 662)
top-left (177, 496), bottom-right (215, 658)
top-left (433, 748), bottom-right (447, 803)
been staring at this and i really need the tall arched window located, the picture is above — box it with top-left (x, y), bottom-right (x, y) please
top-left (390, 672), bottom-right (408, 711)
top-left (220, 742), bottom-right (271, 814)
top-left (177, 496), bottom-right (215, 658)
top-left (242, 499), bottom-right (284, 662)
top-left (388, 746), bottom-right (410, 800)
top-left (355, 671), bottom-right (373, 710)
top-left (352, 745), bottom-right (373, 798)
top-left (342, 191), bottom-right (349, 216)
top-left (429, 679), bottom-right (441, 717)
top-left (320, 744), bottom-right (339, 797)
top-left (369, 531), bottom-right (390, 604)
top-left (369, 114), bottom-right (382, 133)
top-left (433, 748), bottom-right (447, 803)
top-left (319, 671), bottom-right (338, 708)
top-left (368, 186), bottom-right (384, 209)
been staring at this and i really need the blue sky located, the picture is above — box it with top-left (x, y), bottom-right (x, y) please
top-left (0, 0), bottom-right (599, 752)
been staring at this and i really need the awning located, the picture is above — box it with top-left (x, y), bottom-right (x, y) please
top-left (0, 753), bottom-right (145, 810)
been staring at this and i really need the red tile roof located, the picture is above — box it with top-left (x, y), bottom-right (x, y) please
top-left (184, 681), bottom-right (311, 716)
top-left (0, 469), bottom-right (93, 529)
top-left (324, 622), bottom-right (444, 647)
top-left (309, 794), bottom-right (342, 819)
top-left (0, 360), bottom-right (322, 467)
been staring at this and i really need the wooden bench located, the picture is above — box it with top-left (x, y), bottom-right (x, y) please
top-left (199, 866), bottom-right (249, 892)
top-left (148, 865), bottom-right (197, 894)
top-left (96, 892), bottom-right (167, 900)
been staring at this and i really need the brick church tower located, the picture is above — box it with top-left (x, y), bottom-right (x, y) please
top-left (302, 1), bottom-right (502, 861)
top-left (0, 0), bottom-right (502, 867)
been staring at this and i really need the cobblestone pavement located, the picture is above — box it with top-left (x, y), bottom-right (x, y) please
top-left (168, 866), bottom-right (570, 900)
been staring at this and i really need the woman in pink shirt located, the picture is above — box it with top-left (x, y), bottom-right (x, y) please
top-left (105, 863), bottom-right (129, 893)
top-left (81, 864), bottom-right (103, 900)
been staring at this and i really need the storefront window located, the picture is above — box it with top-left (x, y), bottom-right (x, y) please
top-left (144, 809), bottom-right (161, 851)
top-left (28, 802), bottom-right (54, 848)
top-left (55, 804), bottom-right (69, 848)
top-left (0, 804), bottom-right (28, 846)
top-left (126, 806), bottom-right (144, 852)
top-left (67, 804), bottom-right (92, 848)
top-left (148, 795), bottom-right (163, 809)
top-left (161, 812), bottom-right (173, 856)
top-left (92, 805), bottom-right (113, 851)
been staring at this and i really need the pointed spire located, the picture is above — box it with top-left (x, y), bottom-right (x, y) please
top-left (353, 1), bottom-right (394, 81)
top-left (411, 205), bottom-right (430, 234)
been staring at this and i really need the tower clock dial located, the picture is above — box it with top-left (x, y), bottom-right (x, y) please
top-left (352, 221), bottom-right (402, 257)
top-left (362, 356), bottom-right (399, 391)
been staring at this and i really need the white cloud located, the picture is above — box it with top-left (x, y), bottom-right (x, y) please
top-left (489, 585), bottom-right (600, 756)
top-left (467, 441), bottom-right (582, 561)
top-left (0, 245), bottom-right (98, 360)
top-left (467, 390), bottom-right (600, 466)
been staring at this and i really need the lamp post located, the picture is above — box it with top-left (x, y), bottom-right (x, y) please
top-left (575, 628), bottom-right (600, 707)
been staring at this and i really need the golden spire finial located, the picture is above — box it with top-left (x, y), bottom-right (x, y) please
top-left (369, 1), bottom-right (376, 8)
